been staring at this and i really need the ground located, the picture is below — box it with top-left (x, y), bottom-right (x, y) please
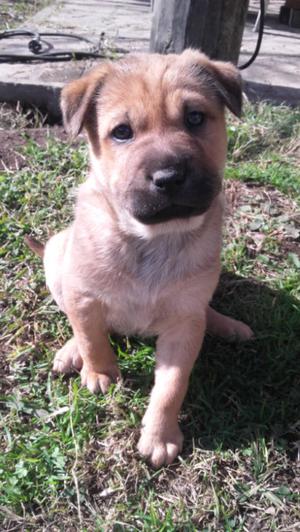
top-left (0, 1), bottom-right (50, 31)
top-left (0, 101), bottom-right (299, 530)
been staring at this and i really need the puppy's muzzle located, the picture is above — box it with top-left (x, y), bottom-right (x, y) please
top-left (128, 157), bottom-right (220, 225)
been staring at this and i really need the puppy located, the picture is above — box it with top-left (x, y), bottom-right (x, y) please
top-left (27, 49), bottom-right (253, 467)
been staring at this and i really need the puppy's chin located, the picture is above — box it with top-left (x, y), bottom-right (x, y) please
top-left (117, 208), bottom-right (206, 239)
top-left (132, 204), bottom-right (210, 225)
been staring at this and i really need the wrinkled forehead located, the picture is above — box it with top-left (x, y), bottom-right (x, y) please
top-left (97, 54), bottom-right (223, 127)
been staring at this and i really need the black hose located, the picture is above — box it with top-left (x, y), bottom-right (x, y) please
top-left (0, 29), bottom-right (126, 62)
top-left (238, 0), bottom-right (265, 70)
top-left (0, 51), bottom-right (108, 63)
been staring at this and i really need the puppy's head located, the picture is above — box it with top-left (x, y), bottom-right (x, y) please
top-left (61, 49), bottom-right (242, 237)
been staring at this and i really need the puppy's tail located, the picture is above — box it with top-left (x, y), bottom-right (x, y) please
top-left (24, 235), bottom-right (45, 258)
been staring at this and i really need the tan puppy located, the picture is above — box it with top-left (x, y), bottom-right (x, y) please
top-left (27, 49), bottom-right (253, 467)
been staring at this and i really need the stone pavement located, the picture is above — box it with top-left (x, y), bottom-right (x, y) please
top-left (0, 0), bottom-right (299, 119)
top-left (0, 0), bottom-right (152, 118)
top-left (241, 11), bottom-right (300, 104)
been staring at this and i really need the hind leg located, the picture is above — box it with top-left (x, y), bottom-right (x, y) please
top-left (53, 337), bottom-right (83, 374)
top-left (44, 233), bottom-right (84, 374)
top-left (44, 229), bottom-right (69, 312)
top-left (206, 306), bottom-right (254, 341)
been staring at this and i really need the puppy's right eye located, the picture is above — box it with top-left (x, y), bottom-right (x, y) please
top-left (185, 110), bottom-right (205, 129)
top-left (111, 124), bottom-right (133, 142)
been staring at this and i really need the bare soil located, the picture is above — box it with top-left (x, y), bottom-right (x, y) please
top-left (0, 127), bottom-right (68, 171)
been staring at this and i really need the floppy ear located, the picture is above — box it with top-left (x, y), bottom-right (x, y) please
top-left (60, 63), bottom-right (111, 137)
top-left (181, 49), bottom-right (242, 117)
top-left (208, 60), bottom-right (242, 118)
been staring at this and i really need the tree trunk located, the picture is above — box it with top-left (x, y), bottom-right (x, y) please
top-left (150, 0), bottom-right (249, 64)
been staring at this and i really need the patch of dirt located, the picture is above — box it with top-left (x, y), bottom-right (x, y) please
top-left (0, 350), bottom-right (11, 394)
top-left (0, 0), bottom-right (51, 31)
top-left (0, 127), bottom-right (68, 171)
top-left (224, 179), bottom-right (300, 264)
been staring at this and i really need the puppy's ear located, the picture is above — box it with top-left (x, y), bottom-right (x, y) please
top-left (60, 63), bottom-right (111, 137)
top-left (182, 49), bottom-right (242, 117)
top-left (208, 60), bottom-right (242, 118)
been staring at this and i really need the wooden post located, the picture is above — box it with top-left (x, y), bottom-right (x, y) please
top-left (150, 0), bottom-right (249, 64)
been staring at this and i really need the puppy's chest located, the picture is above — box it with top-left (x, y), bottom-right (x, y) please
top-left (104, 278), bottom-right (160, 335)
top-left (101, 242), bottom-right (192, 335)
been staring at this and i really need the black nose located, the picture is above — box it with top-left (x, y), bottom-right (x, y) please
top-left (151, 164), bottom-right (186, 192)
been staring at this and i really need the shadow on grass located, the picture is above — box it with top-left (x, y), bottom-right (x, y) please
top-left (27, 269), bottom-right (299, 465)
top-left (182, 272), bottom-right (300, 459)
top-left (47, 270), bottom-right (299, 464)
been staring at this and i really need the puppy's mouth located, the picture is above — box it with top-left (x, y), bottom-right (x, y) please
top-left (128, 173), bottom-right (221, 225)
top-left (134, 203), bottom-right (206, 225)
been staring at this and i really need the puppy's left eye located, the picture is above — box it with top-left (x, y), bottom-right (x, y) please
top-left (185, 111), bottom-right (205, 128)
top-left (111, 124), bottom-right (133, 142)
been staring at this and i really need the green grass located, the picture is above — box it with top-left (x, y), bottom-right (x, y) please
top-left (0, 102), bottom-right (300, 530)
top-left (0, 1), bottom-right (51, 31)
top-left (227, 102), bottom-right (300, 197)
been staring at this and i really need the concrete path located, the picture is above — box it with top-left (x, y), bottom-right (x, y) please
top-left (241, 13), bottom-right (300, 104)
top-left (0, 0), bottom-right (152, 118)
top-left (0, 0), bottom-right (299, 119)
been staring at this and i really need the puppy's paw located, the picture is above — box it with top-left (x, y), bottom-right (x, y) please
top-left (53, 337), bottom-right (83, 374)
top-left (207, 308), bottom-right (254, 342)
top-left (225, 318), bottom-right (254, 342)
top-left (80, 364), bottom-right (121, 394)
top-left (137, 423), bottom-right (183, 468)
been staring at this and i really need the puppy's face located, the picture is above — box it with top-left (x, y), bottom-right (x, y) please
top-left (61, 50), bottom-right (242, 236)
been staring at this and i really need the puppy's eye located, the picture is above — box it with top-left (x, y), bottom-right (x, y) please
top-left (185, 111), bottom-right (204, 129)
top-left (111, 124), bottom-right (133, 142)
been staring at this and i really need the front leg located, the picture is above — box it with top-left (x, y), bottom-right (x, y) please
top-left (138, 315), bottom-right (205, 467)
top-left (64, 294), bottom-right (121, 394)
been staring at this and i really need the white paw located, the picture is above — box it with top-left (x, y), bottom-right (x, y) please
top-left (80, 364), bottom-right (121, 394)
top-left (137, 423), bottom-right (183, 468)
top-left (53, 338), bottom-right (82, 374)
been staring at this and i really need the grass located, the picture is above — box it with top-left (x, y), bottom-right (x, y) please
top-left (0, 102), bottom-right (300, 530)
top-left (227, 102), bottom-right (300, 195)
top-left (0, 1), bottom-right (51, 31)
